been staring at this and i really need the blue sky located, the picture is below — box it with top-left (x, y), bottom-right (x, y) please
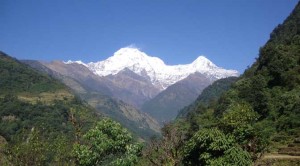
top-left (0, 0), bottom-right (298, 73)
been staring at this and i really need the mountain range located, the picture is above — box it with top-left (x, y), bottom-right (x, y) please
top-left (66, 47), bottom-right (238, 91)
top-left (25, 47), bottom-right (238, 124)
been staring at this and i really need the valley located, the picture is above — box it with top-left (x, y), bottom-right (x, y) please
top-left (1, 1), bottom-right (299, 165)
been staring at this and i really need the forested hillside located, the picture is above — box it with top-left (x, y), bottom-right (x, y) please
top-left (137, 2), bottom-right (300, 165)
top-left (0, 52), bottom-right (96, 164)
top-left (0, 52), bottom-right (142, 165)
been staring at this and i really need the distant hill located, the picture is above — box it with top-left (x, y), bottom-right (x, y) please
top-left (142, 72), bottom-right (217, 123)
top-left (177, 77), bottom-right (238, 118)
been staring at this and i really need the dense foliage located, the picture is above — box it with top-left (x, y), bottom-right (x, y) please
top-left (0, 52), bottom-right (78, 164)
top-left (183, 128), bottom-right (252, 166)
top-left (138, 2), bottom-right (300, 165)
top-left (73, 118), bottom-right (142, 165)
top-left (0, 95), bottom-right (93, 142)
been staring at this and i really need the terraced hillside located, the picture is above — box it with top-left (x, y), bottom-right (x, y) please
top-left (257, 138), bottom-right (300, 165)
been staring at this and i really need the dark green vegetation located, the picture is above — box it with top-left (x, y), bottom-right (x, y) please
top-left (0, 52), bottom-right (97, 165)
top-left (138, 2), bottom-right (300, 165)
top-left (73, 118), bottom-right (142, 166)
top-left (0, 52), bottom-right (141, 165)
top-left (0, 53), bottom-right (64, 94)
top-left (0, 95), bottom-right (97, 165)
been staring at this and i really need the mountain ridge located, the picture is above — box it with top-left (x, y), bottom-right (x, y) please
top-left (142, 72), bottom-right (218, 123)
top-left (23, 60), bottom-right (161, 140)
top-left (66, 47), bottom-right (239, 90)
top-left (39, 47), bottom-right (239, 123)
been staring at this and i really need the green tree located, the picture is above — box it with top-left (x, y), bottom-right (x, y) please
top-left (141, 122), bottom-right (187, 166)
top-left (220, 103), bottom-right (269, 158)
top-left (183, 128), bottom-right (252, 166)
top-left (73, 118), bottom-right (141, 166)
top-left (221, 103), bottom-right (259, 140)
top-left (5, 129), bottom-right (73, 166)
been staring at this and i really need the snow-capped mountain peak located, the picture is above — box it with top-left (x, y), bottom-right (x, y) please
top-left (113, 47), bottom-right (166, 66)
top-left (86, 47), bottom-right (165, 78)
top-left (65, 47), bottom-right (239, 90)
top-left (191, 55), bottom-right (217, 70)
top-left (114, 47), bottom-right (145, 57)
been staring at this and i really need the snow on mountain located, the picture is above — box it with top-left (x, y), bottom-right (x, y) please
top-left (65, 47), bottom-right (239, 90)
top-left (65, 60), bottom-right (88, 67)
